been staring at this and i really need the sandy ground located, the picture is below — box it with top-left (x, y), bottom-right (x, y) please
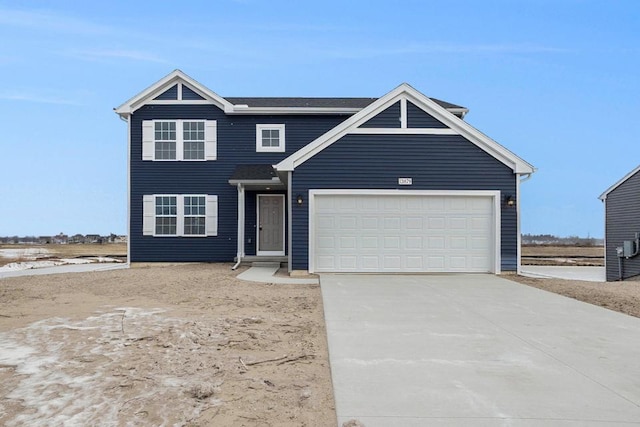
top-left (2, 256), bottom-right (639, 426)
top-left (508, 274), bottom-right (640, 318)
top-left (0, 263), bottom-right (334, 426)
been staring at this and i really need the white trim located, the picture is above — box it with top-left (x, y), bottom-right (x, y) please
top-left (307, 189), bottom-right (501, 274)
top-left (516, 176), bottom-right (522, 275)
top-left (126, 115), bottom-right (131, 264)
top-left (400, 98), bottom-right (407, 128)
top-left (115, 69), bottom-right (234, 117)
top-left (349, 128), bottom-right (458, 135)
top-left (144, 194), bottom-right (215, 238)
top-left (230, 107), bottom-right (363, 115)
top-left (177, 82), bottom-right (183, 101)
top-left (144, 119), bottom-right (215, 161)
top-left (257, 194), bottom-right (286, 256)
top-left (256, 124), bottom-right (286, 153)
top-left (204, 195), bottom-right (218, 237)
top-left (236, 185), bottom-right (245, 259)
top-left (276, 83), bottom-right (535, 174)
top-left (287, 172), bottom-right (293, 272)
top-left (599, 164), bottom-right (640, 200)
top-left (145, 99), bottom-right (214, 106)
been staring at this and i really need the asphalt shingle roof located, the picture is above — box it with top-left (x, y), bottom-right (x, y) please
top-left (224, 97), bottom-right (464, 110)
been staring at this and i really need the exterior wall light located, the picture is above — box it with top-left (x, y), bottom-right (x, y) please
top-left (296, 194), bottom-right (304, 206)
top-left (504, 195), bottom-right (516, 207)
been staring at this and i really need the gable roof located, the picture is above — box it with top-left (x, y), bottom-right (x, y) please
top-left (275, 83), bottom-right (535, 174)
top-left (599, 164), bottom-right (640, 200)
top-left (115, 70), bottom-right (469, 118)
top-left (115, 70), bottom-right (234, 117)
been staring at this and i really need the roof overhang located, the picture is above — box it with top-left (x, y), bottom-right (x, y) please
top-left (599, 164), bottom-right (640, 201)
top-left (114, 69), bottom-right (234, 118)
top-left (276, 83), bottom-right (535, 175)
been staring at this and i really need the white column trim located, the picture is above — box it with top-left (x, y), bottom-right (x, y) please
top-left (400, 98), bottom-right (407, 128)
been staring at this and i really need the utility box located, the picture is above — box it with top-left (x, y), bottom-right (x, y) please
top-left (623, 240), bottom-right (636, 257)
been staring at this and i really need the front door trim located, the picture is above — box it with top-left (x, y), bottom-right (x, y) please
top-left (257, 194), bottom-right (286, 256)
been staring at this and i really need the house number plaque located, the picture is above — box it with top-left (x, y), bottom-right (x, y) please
top-left (398, 178), bottom-right (412, 185)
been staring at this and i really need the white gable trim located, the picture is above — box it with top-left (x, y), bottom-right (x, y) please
top-left (599, 164), bottom-right (640, 201)
top-left (275, 83), bottom-right (535, 174)
top-left (115, 70), bottom-right (234, 117)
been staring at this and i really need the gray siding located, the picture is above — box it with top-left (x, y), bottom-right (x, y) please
top-left (604, 170), bottom-right (640, 280)
top-left (154, 85), bottom-right (178, 100)
top-left (291, 134), bottom-right (517, 271)
top-left (130, 104), bottom-right (348, 262)
top-left (407, 101), bottom-right (448, 128)
top-left (359, 101), bottom-right (401, 128)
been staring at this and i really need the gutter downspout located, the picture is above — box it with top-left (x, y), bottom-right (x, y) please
top-left (232, 184), bottom-right (245, 270)
top-left (515, 172), bottom-right (533, 275)
top-left (120, 113), bottom-right (131, 266)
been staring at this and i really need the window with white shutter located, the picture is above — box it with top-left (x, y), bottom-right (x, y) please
top-left (142, 194), bottom-right (218, 237)
top-left (142, 120), bottom-right (216, 161)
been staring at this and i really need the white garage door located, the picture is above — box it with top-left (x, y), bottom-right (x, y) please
top-left (311, 192), bottom-right (498, 273)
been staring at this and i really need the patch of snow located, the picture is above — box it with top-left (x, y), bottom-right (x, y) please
top-left (0, 248), bottom-right (50, 259)
top-left (0, 257), bottom-right (122, 273)
top-left (0, 308), bottom-right (214, 426)
top-left (0, 261), bottom-right (63, 272)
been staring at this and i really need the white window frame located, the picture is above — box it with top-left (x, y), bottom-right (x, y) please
top-left (142, 119), bottom-right (217, 161)
top-left (143, 194), bottom-right (218, 237)
top-left (256, 124), bottom-right (285, 153)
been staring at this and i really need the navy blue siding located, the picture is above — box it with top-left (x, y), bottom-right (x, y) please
top-left (407, 101), bottom-right (448, 128)
top-left (182, 85), bottom-right (205, 100)
top-left (360, 101), bottom-right (401, 128)
top-left (130, 104), bottom-right (348, 262)
top-left (604, 170), bottom-right (640, 281)
top-left (291, 134), bottom-right (517, 271)
top-left (154, 85), bottom-right (178, 100)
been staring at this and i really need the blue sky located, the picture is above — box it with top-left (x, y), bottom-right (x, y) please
top-left (1, 0), bottom-right (638, 238)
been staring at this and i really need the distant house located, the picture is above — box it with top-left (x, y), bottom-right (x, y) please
top-left (84, 234), bottom-right (102, 244)
top-left (115, 70), bottom-right (535, 274)
top-left (599, 165), bottom-right (640, 281)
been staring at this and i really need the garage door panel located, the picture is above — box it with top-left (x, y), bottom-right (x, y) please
top-left (313, 194), bottom-right (495, 273)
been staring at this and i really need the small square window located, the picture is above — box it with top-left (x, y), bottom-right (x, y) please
top-left (256, 124), bottom-right (285, 152)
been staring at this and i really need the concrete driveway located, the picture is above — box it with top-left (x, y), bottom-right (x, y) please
top-left (320, 274), bottom-right (640, 426)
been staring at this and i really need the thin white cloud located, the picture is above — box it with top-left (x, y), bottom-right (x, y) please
top-left (65, 49), bottom-right (168, 63)
top-left (315, 42), bottom-right (568, 60)
top-left (0, 7), bottom-right (115, 35)
top-left (0, 92), bottom-right (83, 106)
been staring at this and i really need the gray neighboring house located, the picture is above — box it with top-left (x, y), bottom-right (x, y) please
top-left (599, 164), bottom-right (640, 281)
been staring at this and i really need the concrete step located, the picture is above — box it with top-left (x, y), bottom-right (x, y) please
top-left (251, 262), bottom-right (282, 269)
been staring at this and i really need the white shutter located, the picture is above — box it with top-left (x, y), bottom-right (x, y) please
top-left (205, 120), bottom-right (217, 161)
top-left (206, 195), bottom-right (218, 236)
top-left (142, 195), bottom-right (155, 236)
top-left (142, 121), bottom-right (154, 160)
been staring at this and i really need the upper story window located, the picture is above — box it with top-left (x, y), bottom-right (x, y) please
top-left (256, 124), bottom-right (285, 153)
top-left (142, 120), bottom-right (216, 161)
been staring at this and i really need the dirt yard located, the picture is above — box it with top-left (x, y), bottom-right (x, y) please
top-left (521, 245), bottom-right (604, 266)
top-left (0, 263), bottom-right (334, 426)
top-left (2, 253), bottom-right (640, 426)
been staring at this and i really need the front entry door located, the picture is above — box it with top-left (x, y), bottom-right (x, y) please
top-left (257, 194), bottom-right (285, 255)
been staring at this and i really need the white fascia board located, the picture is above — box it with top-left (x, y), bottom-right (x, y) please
top-left (114, 69), bottom-right (234, 117)
top-left (276, 84), bottom-right (411, 171)
top-left (276, 82), bottom-right (535, 175)
top-left (599, 164), bottom-right (640, 201)
top-left (228, 107), bottom-right (363, 115)
top-left (400, 87), bottom-right (535, 175)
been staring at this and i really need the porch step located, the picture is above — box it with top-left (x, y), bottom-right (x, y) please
top-left (251, 262), bottom-right (281, 269)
